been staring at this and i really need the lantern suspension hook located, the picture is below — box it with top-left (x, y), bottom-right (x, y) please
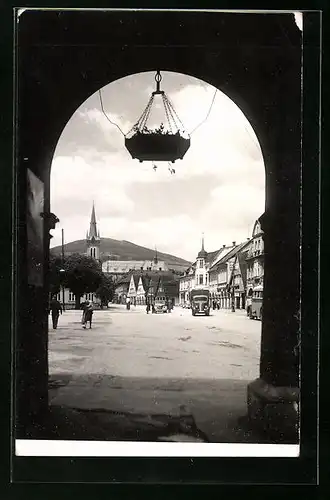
top-left (153, 70), bottom-right (164, 95)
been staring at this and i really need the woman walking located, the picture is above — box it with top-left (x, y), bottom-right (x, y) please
top-left (82, 300), bottom-right (94, 329)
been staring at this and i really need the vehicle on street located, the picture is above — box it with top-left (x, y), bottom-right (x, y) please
top-left (154, 300), bottom-right (167, 313)
top-left (190, 289), bottom-right (210, 316)
top-left (249, 285), bottom-right (263, 320)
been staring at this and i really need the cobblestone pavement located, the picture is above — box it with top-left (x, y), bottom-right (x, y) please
top-left (48, 305), bottom-right (263, 442)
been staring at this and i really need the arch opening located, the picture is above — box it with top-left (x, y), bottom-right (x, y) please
top-left (48, 71), bottom-right (266, 441)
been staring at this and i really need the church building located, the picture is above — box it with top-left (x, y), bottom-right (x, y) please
top-left (53, 204), bottom-right (102, 308)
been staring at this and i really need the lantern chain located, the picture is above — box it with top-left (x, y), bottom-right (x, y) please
top-left (162, 95), bottom-right (173, 133)
top-left (164, 94), bottom-right (186, 134)
top-left (136, 95), bottom-right (154, 132)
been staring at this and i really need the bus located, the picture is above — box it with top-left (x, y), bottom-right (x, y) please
top-left (249, 285), bottom-right (263, 320)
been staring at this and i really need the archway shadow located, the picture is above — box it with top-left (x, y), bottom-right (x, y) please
top-left (44, 374), bottom-right (297, 444)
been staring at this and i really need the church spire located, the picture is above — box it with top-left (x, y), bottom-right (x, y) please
top-left (86, 202), bottom-right (101, 261)
top-left (87, 201), bottom-right (99, 240)
top-left (197, 232), bottom-right (207, 259)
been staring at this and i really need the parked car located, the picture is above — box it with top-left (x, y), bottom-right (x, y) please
top-left (154, 300), bottom-right (167, 313)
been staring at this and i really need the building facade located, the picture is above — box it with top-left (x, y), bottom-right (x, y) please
top-left (179, 238), bottom-right (223, 306)
top-left (180, 226), bottom-right (263, 311)
top-left (115, 271), bottom-right (180, 306)
top-left (245, 219), bottom-right (264, 297)
top-left (102, 254), bottom-right (168, 282)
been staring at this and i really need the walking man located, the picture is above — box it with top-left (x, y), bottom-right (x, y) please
top-left (49, 296), bottom-right (62, 329)
top-left (126, 296), bottom-right (131, 310)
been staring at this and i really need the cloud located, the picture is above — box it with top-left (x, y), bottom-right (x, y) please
top-left (51, 155), bottom-right (135, 220)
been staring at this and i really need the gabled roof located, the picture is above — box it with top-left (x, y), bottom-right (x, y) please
top-left (210, 240), bottom-right (250, 271)
top-left (206, 250), bottom-right (219, 264)
top-left (132, 274), bottom-right (140, 288)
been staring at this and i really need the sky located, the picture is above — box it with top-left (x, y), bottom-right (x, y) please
top-left (50, 71), bottom-right (265, 262)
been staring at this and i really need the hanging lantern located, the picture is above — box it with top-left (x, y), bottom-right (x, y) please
top-left (125, 71), bottom-right (191, 163)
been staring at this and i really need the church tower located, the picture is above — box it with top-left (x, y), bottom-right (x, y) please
top-left (86, 202), bottom-right (101, 261)
top-left (195, 234), bottom-right (208, 287)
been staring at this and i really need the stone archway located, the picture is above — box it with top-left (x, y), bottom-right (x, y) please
top-left (16, 10), bottom-right (301, 440)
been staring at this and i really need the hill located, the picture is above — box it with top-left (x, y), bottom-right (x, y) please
top-left (50, 238), bottom-right (191, 271)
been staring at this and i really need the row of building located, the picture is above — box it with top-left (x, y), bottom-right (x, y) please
top-left (52, 204), bottom-right (264, 310)
top-left (114, 219), bottom-right (264, 310)
top-left (179, 219), bottom-right (264, 310)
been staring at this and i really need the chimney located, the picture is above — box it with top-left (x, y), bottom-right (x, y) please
top-left (247, 237), bottom-right (250, 241)
top-left (232, 241), bottom-right (236, 246)
top-left (222, 244), bottom-right (226, 248)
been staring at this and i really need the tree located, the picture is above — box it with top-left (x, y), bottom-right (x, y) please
top-left (49, 254), bottom-right (64, 298)
top-left (63, 253), bottom-right (102, 309)
top-left (95, 274), bottom-right (115, 308)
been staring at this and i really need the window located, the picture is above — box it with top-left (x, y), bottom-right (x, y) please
top-left (199, 275), bottom-right (204, 285)
top-left (69, 292), bottom-right (75, 301)
top-left (57, 293), bottom-right (61, 301)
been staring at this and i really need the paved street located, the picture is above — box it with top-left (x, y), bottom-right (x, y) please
top-left (49, 304), bottom-right (262, 442)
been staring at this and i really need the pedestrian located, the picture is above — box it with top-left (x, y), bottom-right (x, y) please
top-left (126, 297), bottom-right (131, 310)
top-left (49, 297), bottom-right (62, 329)
top-left (217, 299), bottom-right (220, 310)
top-left (151, 300), bottom-right (156, 314)
top-left (146, 300), bottom-right (151, 314)
top-left (246, 290), bottom-right (253, 317)
top-left (82, 300), bottom-right (94, 329)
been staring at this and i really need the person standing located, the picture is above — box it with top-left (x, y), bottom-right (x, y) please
top-left (49, 297), bottom-right (62, 329)
top-left (146, 300), bottom-right (151, 314)
top-left (82, 300), bottom-right (94, 329)
top-left (126, 296), bottom-right (131, 310)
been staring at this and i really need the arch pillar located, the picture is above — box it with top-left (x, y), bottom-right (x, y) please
top-left (247, 55), bottom-right (300, 441)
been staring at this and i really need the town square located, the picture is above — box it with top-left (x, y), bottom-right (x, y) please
top-left (49, 304), bottom-right (262, 442)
